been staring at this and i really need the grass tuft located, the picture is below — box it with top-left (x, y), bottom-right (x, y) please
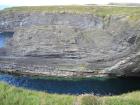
top-left (81, 95), bottom-right (101, 105)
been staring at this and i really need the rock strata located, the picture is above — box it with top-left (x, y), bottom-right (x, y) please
top-left (0, 7), bottom-right (140, 77)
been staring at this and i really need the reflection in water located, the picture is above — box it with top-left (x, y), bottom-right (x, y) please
top-left (0, 73), bottom-right (140, 95)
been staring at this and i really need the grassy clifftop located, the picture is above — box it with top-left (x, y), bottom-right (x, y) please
top-left (2, 6), bottom-right (140, 15)
top-left (1, 6), bottom-right (140, 20)
top-left (0, 82), bottom-right (140, 105)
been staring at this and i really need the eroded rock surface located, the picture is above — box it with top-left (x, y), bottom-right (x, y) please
top-left (0, 11), bottom-right (140, 77)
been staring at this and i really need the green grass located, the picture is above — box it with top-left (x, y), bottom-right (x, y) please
top-left (0, 82), bottom-right (140, 105)
top-left (102, 91), bottom-right (140, 105)
top-left (1, 6), bottom-right (140, 19)
top-left (0, 82), bottom-right (75, 105)
top-left (80, 91), bottom-right (140, 105)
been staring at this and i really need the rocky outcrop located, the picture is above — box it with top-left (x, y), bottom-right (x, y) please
top-left (0, 8), bottom-right (140, 77)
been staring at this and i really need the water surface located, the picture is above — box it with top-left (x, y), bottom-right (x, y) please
top-left (0, 73), bottom-right (140, 95)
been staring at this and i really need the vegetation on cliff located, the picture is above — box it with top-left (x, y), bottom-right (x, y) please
top-left (0, 82), bottom-right (140, 105)
top-left (1, 6), bottom-right (140, 20)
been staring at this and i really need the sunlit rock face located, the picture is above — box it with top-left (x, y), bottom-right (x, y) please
top-left (0, 11), bottom-right (140, 77)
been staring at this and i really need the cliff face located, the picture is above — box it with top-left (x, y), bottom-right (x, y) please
top-left (0, 7), bottom-right (140, 77)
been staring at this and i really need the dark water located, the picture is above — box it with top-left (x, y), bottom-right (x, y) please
top-left (0, 73), bottom-right (140, 95)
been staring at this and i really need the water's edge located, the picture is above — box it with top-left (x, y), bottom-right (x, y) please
top-left (0, 68), bottom-right (110, 78)
top-left (0, 73), bottom-right (140, 96)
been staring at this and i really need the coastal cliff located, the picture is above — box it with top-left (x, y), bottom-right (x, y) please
top-left (0, 6), bottom-right (140, 77)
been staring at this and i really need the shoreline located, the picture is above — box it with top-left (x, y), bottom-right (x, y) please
top-left (0, 68), bottom-right (109, 78)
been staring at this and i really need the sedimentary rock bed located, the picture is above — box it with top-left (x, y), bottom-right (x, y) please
top-left (0, 7), bottom-right (140, 77)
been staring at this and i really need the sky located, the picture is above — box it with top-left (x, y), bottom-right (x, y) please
top-left (0, 0), bottom-right (140, 6)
